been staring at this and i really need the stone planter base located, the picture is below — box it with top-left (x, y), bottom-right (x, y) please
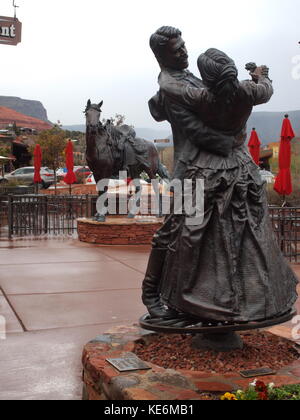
top-left (82, 325), bottom-right (300, 401)
top-left (77, 217), bottom-right (163, 245)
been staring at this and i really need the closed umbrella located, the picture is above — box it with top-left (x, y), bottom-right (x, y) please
top-left (248, 128), bottom-right (261, 165)
top-left (274, 114), bottom-right (295, 199)
top-left (63, 140), bottom-right (77, 194)
top-left (33, 144), bottom-right (42, 193)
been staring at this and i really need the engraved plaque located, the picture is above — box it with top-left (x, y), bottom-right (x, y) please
top-left (240, 368), bottom-right (276, 378)
top-left (106, 353), bottom-right (151, 372)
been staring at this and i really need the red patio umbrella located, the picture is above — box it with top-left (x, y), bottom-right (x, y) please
top-left (33, 144), bottom-right (42, 192)
top-left (274, 115), bottom-right (295, 198)
top-left (63, 140), bottom-right (77, 193)
top-left (248, 128), bottom-right (261, 165)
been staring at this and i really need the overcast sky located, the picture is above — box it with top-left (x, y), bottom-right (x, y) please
top-left (1, 0), bottom-right (299, 129)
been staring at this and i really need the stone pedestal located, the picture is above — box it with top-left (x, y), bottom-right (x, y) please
top-left (77, 217), bottom-right (163, 245)
top-left (82, 325), bottom-right (300, 400)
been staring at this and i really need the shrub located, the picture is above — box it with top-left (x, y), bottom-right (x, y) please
top-left (220, 381), bottom-right (300, 401)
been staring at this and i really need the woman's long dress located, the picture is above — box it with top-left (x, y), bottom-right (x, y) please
top-left (158, 76), bottom-right (298, 322)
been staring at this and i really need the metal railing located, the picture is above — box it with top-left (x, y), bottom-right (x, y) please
top-left (0, 193), bottom-right (163, 238)
top-left (269, 206), bottom-right (300, 263)
top-left (1, 195), bottom-right (300, 263)
top-left (5, 194), bottom-right (90, 238)
top-left (0, 196), bottom-right (9, 237)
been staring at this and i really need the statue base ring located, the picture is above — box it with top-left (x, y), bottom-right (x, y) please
top-left (139, 310), bottom-right (296, 352)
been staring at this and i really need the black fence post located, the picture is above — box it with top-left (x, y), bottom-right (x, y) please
top-left (87, 195), bottom-right (92, 218)
top-left (8, 195), bottom-right (13, 239)
top-left (44, 195), bottom-right (48, 234)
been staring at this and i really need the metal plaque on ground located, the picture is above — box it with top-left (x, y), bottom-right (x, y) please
top-left (106, 353), bottom-right (151, 372)
top-left (240, 368), bottom-right (276, 378)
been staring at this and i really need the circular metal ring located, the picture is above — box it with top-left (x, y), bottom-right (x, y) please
top-left (139, 310), bottom-right (297, 335)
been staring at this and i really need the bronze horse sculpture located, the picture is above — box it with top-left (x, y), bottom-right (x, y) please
top-left (85, 100), bottom-right (169, 221)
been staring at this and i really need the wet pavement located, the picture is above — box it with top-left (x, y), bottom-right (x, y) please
top-left (0, 237), bottom-right (299, 400)
top-left (0, 237), bottom-right (149, 400)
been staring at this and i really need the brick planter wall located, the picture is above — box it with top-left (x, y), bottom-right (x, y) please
top-left (77, 217), bottom-right (163, 245)
top-left (82, 326), bottom-right (300, 401)
top-left (41, 184), bottom-right (97, 195)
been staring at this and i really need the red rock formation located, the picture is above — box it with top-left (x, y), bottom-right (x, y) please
top-left (0, 106), bottom-right (52, 131)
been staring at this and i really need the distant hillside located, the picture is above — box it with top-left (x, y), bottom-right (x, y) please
top-left (62, 124), bottom-right (172, 141)
top-left (0, 106), bottom-right (52, 131)
top-left (0, 96), bottom-right (49, 122)
top-left (135, 127), bottom-right (171, 140)
top-left (62, 124), bottom-right (86, 133)
top-left (166, 111), bottom-right (300, 146)
top-left (247, 111), bottom-right (300, 145)
top-left (63, 110), bottom-right (300, 146)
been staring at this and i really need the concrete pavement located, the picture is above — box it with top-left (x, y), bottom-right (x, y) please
top-left (0, 237), bottom-right (149, 400)
top-left (0, 237), bottom-right (299, 400)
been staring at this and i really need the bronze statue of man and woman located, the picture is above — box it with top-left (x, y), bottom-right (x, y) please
top-left (141, 26), bottom-right (298, 327)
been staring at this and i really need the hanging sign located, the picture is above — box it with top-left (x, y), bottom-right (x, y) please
top-left (0, 16), bottom-right (22, 46)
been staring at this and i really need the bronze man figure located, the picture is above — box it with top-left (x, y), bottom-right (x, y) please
top-left (142, 27), bottom-right (235, 320)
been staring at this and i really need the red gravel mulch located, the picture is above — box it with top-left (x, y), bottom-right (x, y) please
top-left (134, 331), bottom-right (299, 374)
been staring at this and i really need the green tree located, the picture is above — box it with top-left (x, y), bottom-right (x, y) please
top-left (64, 131), bottom-right (86, 165)
top-left (102, 114), bottom-right (126, 127)
top-left (0, 144), bottom-right (11, 157)
top-left (158, 146), bottom-right (174, 174)
top-left (114, 114), bottom-right (126, 127)
top-left (30, 126), bottom-right (68, 192)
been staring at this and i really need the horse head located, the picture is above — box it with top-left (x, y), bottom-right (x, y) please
top-left (84, 99), bottom-right (103, 127)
